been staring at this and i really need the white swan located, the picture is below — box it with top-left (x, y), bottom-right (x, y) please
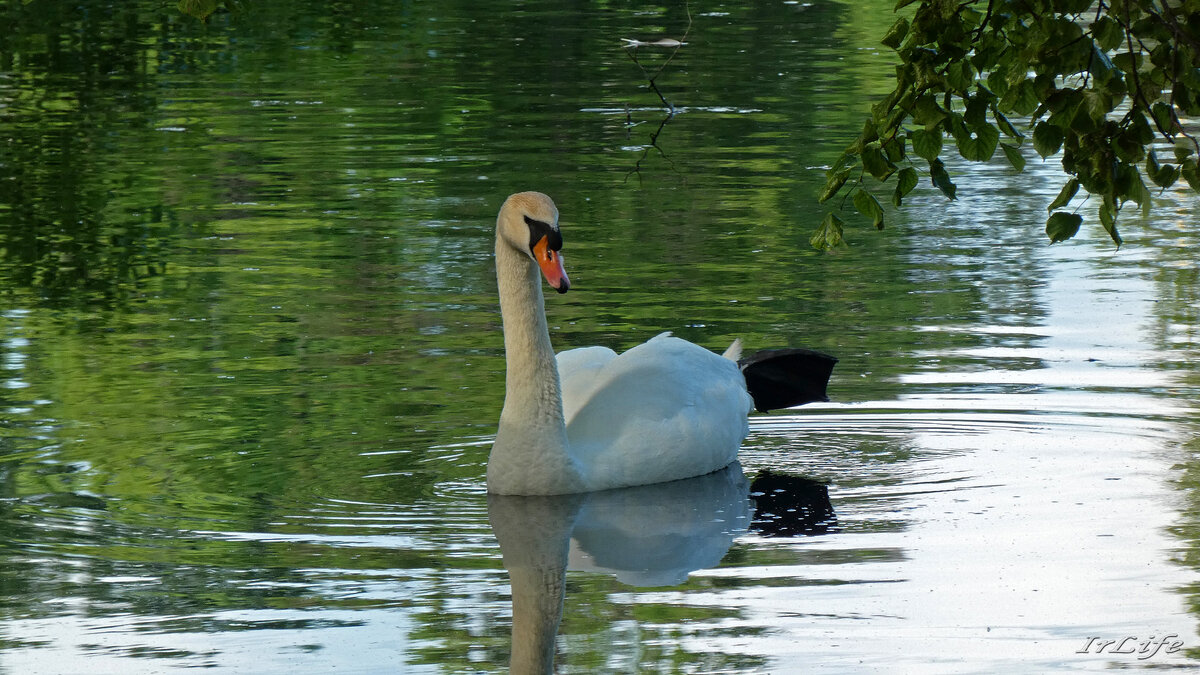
top-left (488, 191), bottom-right (834, 496)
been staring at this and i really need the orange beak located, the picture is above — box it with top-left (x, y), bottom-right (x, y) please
top-left (532, 235), bottom-right (570, 294)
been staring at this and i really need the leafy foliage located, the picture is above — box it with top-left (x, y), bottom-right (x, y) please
top-left (815, 0), bottom-right (1200, 248)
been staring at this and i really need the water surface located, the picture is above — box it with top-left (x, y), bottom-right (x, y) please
top-left (1, 0), bottom-right (1198, 672)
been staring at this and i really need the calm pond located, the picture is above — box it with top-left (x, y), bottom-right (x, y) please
top-left (2, 1), bottom-right (1199, 673)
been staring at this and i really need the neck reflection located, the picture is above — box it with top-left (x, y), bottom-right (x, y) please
top-left (488, 464), bottom-right (837, 672)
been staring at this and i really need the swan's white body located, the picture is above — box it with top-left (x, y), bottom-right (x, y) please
top-left (488, 192), bottom-right (752, 495)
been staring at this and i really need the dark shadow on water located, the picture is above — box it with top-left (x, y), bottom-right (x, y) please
top-left (749, 469), bottom-right (838, 537)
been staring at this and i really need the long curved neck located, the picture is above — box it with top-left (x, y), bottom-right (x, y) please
top-left (497, 240), bottom-right (560, 412)
top-left (489, 237), bottom-right (581, 495)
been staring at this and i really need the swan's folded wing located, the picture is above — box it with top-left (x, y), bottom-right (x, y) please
top-left (563, 335), bottom-right (751, 488)
top-left (557, 345), bottom-right (618, 425)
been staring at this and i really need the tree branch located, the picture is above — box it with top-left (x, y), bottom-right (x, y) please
top-left (1117, 0), bottom-right (1172, 139)
top-left (972, 0), bottom-right (995, 44)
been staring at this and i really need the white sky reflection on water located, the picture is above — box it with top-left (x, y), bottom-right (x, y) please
top-left (723, 227), bottom-right (1200, 672)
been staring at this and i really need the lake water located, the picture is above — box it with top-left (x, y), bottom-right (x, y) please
top-left (2, 1), bottom-right (1198, 673)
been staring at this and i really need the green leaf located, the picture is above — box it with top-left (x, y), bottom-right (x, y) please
top-left (861, 142), bottom-right (897, 181)
top-left (1112, 51), bottom-right (1144, 72)
top-left (951, 118), bottom-right (999, 161)
top-left (913, 94), bottom-right (947, 127)
top-left (861, 118), bottom-right (880, 145)
top-left (1091, 16), bottom-right (1125, 51)
top-left (846, 118), bottom-right (880, 155)
top-left (853, 189), bottom-right (886, 229)
top-left (1053, 0), bottom-right (1092, 13)
top-left (1173, 140), bottom-right (1196, 163)
top-left (1046, 211), bottom-right (1083, 243)
top-left (1047, 178), bottom-right (1080, 212)
top-left (1080, 90), bottom-right (1114, 127)
top-left (1114, 162), bottom-right (1136, 200)
top-left (1136, 171), bottom-right (1153, 215)
top-left (1176, 81), bottom-right (1199, 116)
top-left (911, 128), bottom-right (943, 162)
top-left (1128, 110), bottom-right (1156, 144)
top-left (894, 0), bottom-right (920, 10)
top-left (881, 17), bottom-right (910, 49)
top-left (1113, 126), bottom-right (1147, 162)
top-left (964, 93), bottom-right (991, 127)
top-left (871, 95), bottom-right (895, 124)
top-left (999, 79), bottom-right (1039, 116)
top-left (1151, 101), bottom-right (1175, 133)
top-left (830, 149), bottom-right (857, 173)
top-left (1114, 165), bottom-right (1153, 215)
top-left (818, 155), bottom-right (856, 203)
top-left (1061, 91), bottom-right (1109, 135)
top-left (994, 110), bottom-right (1023, 139)
top-left (986, 65), bottom-right (1012, 98)
top-left (930, 159), bottom-right (957, 200)
top-left (893, 166), bottom-right (919, 207)
top-left (1045, 89), bottom-right (1084, 127)
top-left (818, 166), bottom-right (853, 203)
top-left (1146, 150), bottom-right (1180, 189)
top-left (1088, 44), bottom-right (1120, 87)
top-left (1033, 122), bottom-right (1065, 157)
top-left (1182, 158), bottom-right (1200, 192)
top-left (810, 212), bottom-right (846, 250)
top-left (1149, 41), bottom-right (1174, 69)
top-left (945, 60), bottom-right (975, 92)
top-left (1000, 142), bottom-right (1026, 172)
top-left (884, 136), bottom-right (906, 163)
top-left (1130, 16), bottom-right (1163, 39)
top-left (1099, 198), bottom-right (1122, 246)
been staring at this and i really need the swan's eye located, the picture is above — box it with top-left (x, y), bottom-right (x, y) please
top-left (523, 214), bottom-right (562, 253)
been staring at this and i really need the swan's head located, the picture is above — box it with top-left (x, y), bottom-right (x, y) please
top-left (498, 191), bottom-right (570, 294)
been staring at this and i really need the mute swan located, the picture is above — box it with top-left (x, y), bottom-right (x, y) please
top-left (489, 191), bottom-right (836, 496)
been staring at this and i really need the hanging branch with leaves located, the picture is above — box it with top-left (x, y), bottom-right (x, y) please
top-left (812, 0), bottom-right (1200, 250)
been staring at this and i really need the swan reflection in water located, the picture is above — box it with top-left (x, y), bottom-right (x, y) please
top-left (488, 464), bottom-right (835, 673)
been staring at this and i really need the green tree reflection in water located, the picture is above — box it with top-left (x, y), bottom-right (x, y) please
top-left (0, 0), bottom-right (1196, 671)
